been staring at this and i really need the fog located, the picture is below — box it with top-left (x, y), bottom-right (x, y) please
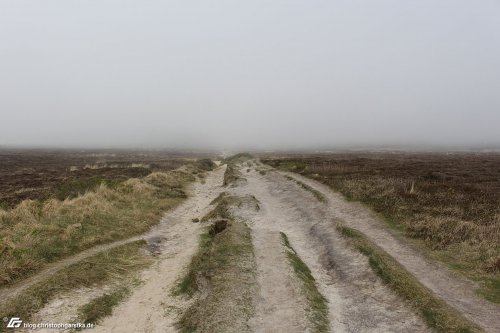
top-left (1, 1), bottom-right (500, 150)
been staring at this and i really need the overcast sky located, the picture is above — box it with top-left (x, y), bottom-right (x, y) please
top-left (1, 1), bottom-right (499, 150)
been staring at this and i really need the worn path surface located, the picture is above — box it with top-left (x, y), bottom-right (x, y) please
top-left (232, 166), bottom-right (429, 333)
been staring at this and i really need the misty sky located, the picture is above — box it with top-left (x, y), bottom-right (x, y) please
top-left (1, 1), bottom-right (500, 150)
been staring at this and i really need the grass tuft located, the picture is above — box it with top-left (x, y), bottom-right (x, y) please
top-left (201, 194), bottom-right (238, 222)
top-left (174, 220), bottom-right (256, 332)
top-left (223, 153), bottom-right (253, 164)
top-left (78, 287), bottom-right (130, 325)
top-left (223, 164), bottom-right (244, 186)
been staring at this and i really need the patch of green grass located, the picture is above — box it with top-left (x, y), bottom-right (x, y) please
top-left (224, 153), bottom-right (253, 164)
top-left (337, 226), bottom-right (481, 333)
top-left (269, 160), bottom-right (307, 173)
top-left (223, 164), bottom-right (243, 186)
top-left (0, 241), bottom-right (151, 332)
top-left (280, 231), bottom-right (293, 249)
top-left (175, 220), bottom-right (256, 333)
top-left (78, 287), bottom-right (130, 325)
top-left (429, 248), bottom-right (500, 304)
top-left (201, 196), bottom-right (237, 222)
top-left (280, 232), bottom-right (329, 333)
top-left (222, 154), bottom-right (253, 186)
top-left (174, 232), bottom-right (212, 296)
top-left (285, 175), bottom-right (327, 203)
top-left (209, 192), bottom-right (228, 205)
top-left (202, 193), bottom-right (257, 223)
top-left (476, 277), bottom-right (500, 303)
top-left (193, 159), bottom-right (216, 171)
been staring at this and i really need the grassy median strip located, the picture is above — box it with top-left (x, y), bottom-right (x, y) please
top-left (337, 226), bottom-right (482, 333)
top-left (200, 192), bottom-right (238, 222)
top-left (223, 163), bottom-right (242, 186)
top-left (284, 175), bottom-right (327, 203)
top-left (174, 195), bottom-right (257, 333)
top-left (280, 232), bottom-right (329, 333)
top-left (77, 286), bottom-right (131, 326)
top-left (222, 153), bottom-right (253, 186)
top-left (0, 241), bottom-right (152, 332)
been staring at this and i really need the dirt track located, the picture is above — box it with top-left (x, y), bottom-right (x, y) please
top-left (234, 165), bottom-right (429, 332)
top-left (8, 161), bottom-right (500, 332)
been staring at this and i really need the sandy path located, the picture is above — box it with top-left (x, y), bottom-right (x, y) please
top-left (280, 170), bottom-right (500, 333)
top-left (231, 166), bottom-right (428, 332)
top-left (92, 165), bottom-right (226, 333)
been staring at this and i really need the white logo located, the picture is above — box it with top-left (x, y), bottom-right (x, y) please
top-left (6, 317), bottom-right (22, 328)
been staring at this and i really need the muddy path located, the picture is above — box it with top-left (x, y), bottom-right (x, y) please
top-left (278, 169), bottom-right (500, 333)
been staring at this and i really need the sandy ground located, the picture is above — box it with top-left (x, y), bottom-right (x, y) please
top-left (7, 160), bottom-right (499, 333)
